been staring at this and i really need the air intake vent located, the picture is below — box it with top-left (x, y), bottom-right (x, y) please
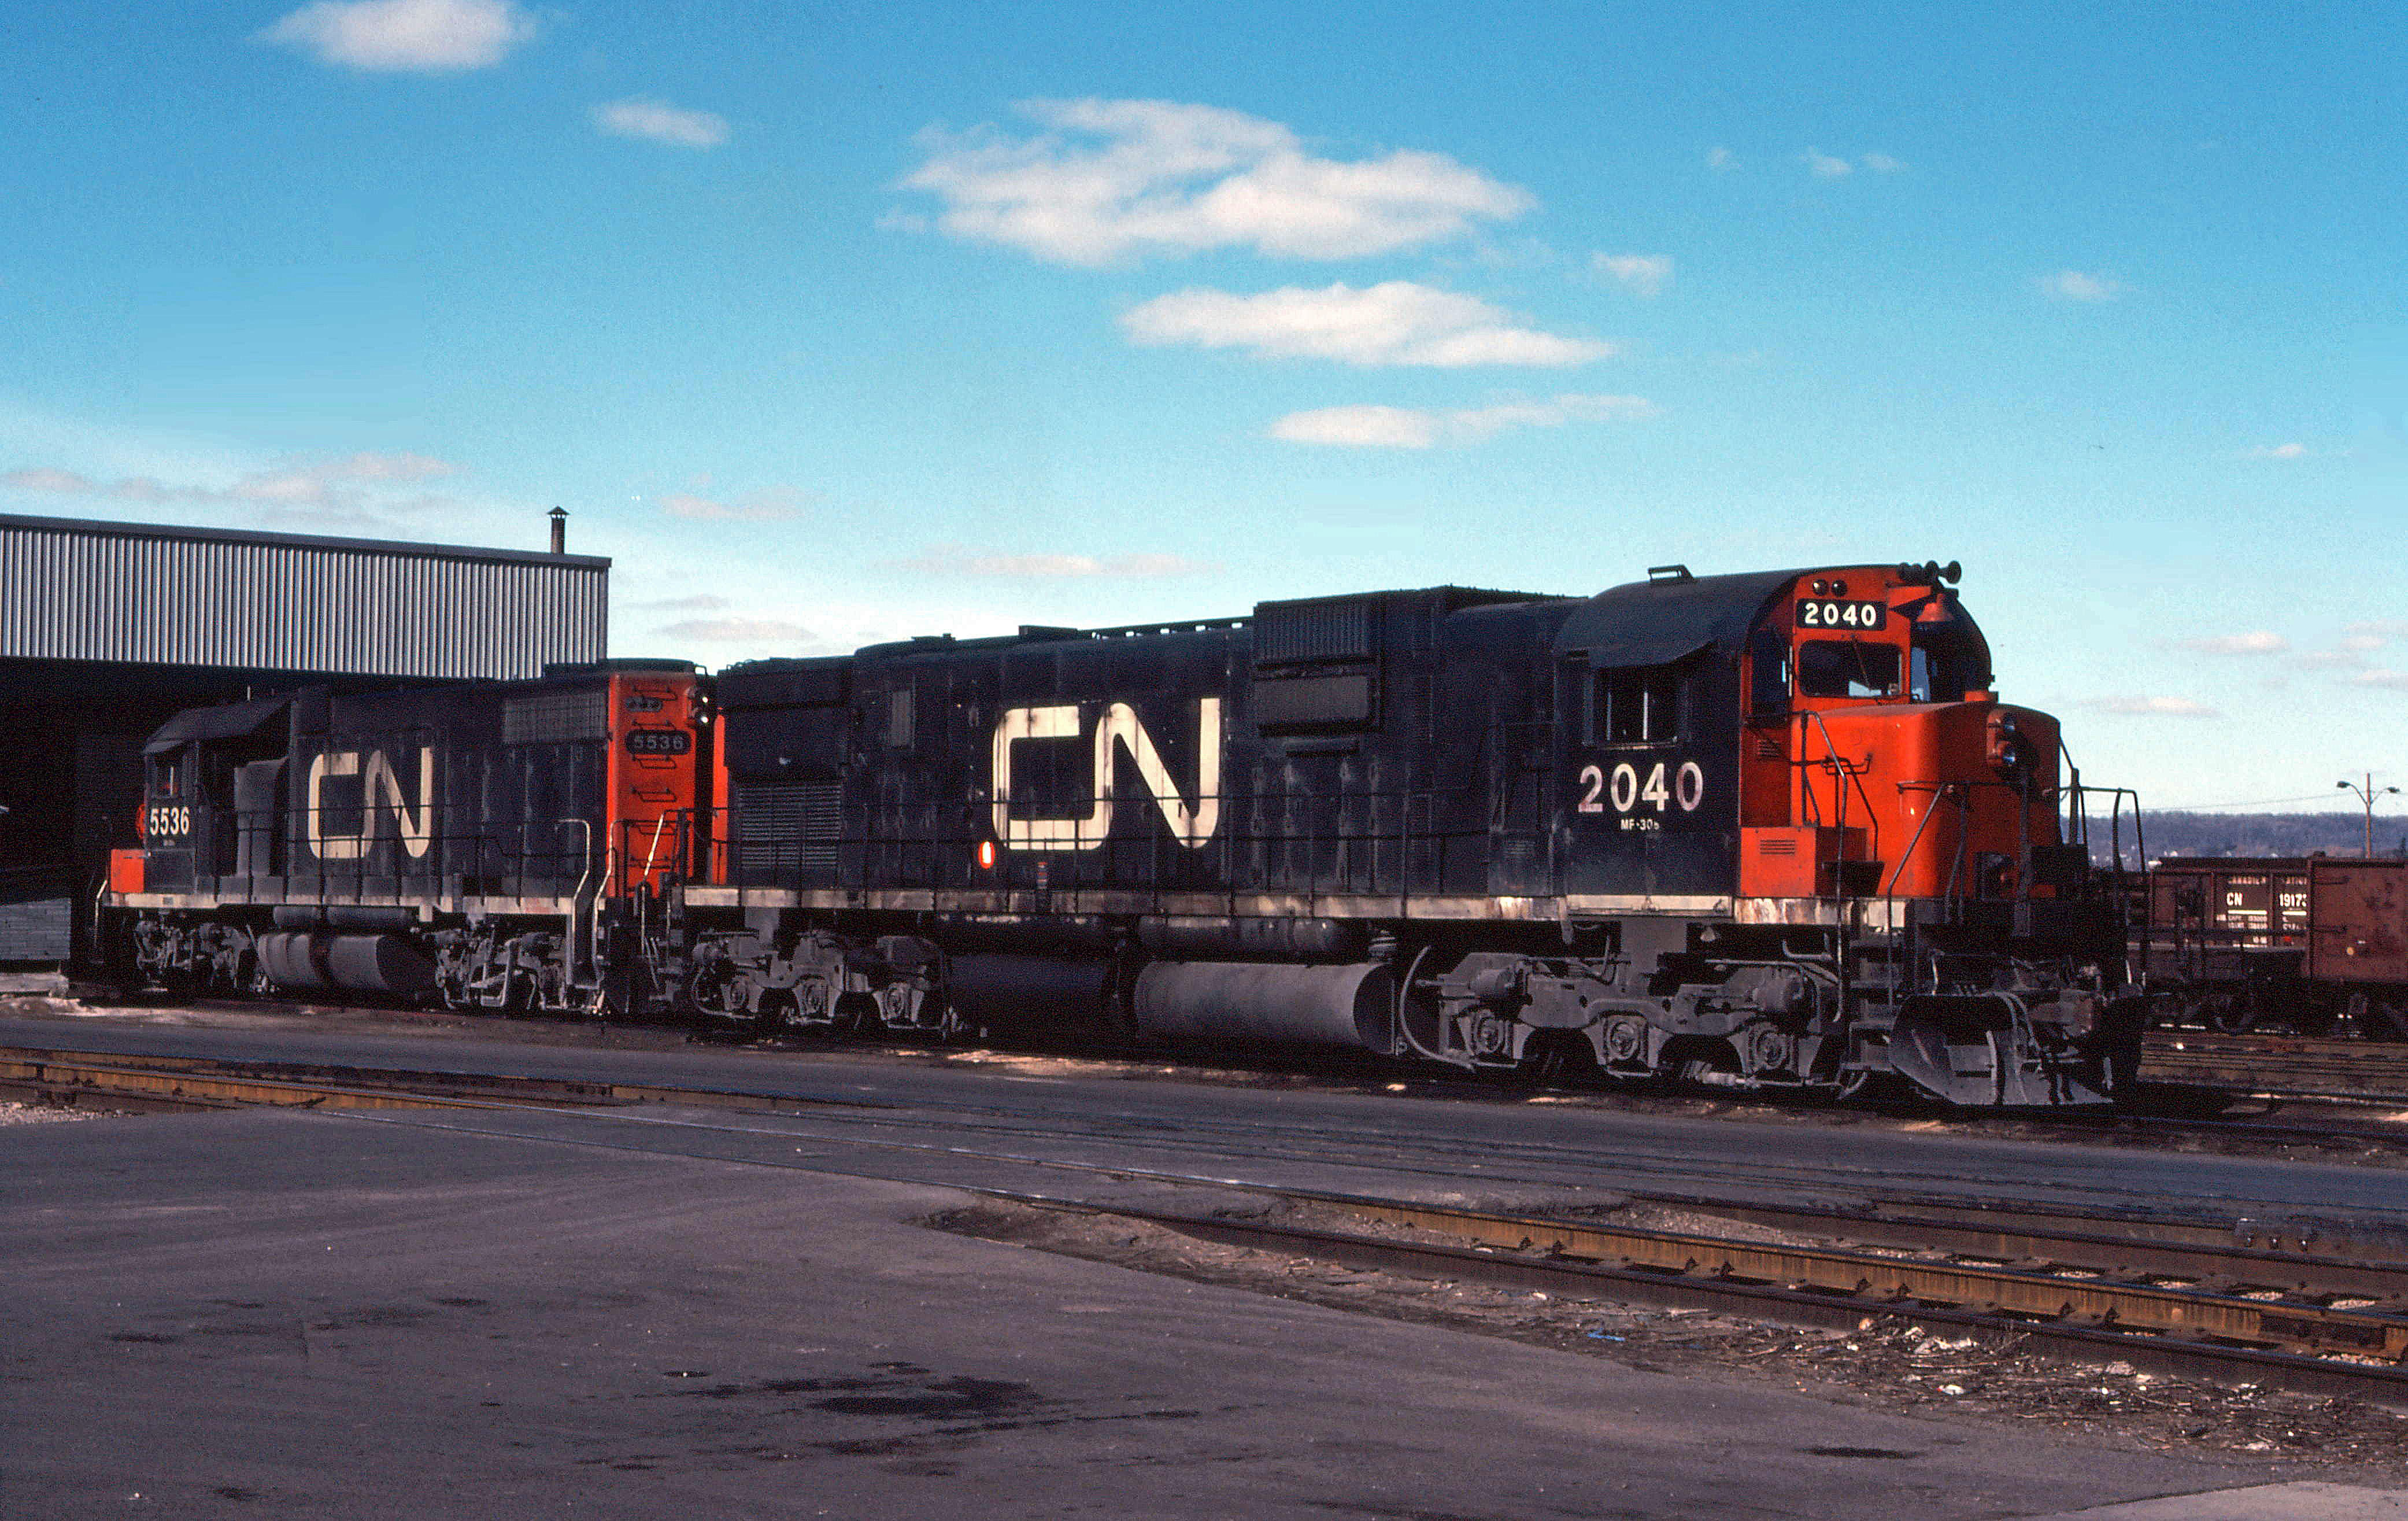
top-left (1254, 599), bottom-right (1373, 666)
top-left (733, 782), bottom-right (842, 874)
top-left (503, 688), bottom-right (608, 745)
top-left (1758, 836), bottom-right (1798, 857)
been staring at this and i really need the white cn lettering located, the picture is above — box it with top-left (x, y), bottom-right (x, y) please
top-left (307, 751), bottom-right (364, 861)
top-left (306, 747), bottom-right (437, 861)
top-left (365, 747), bottom-right (436, 859)
top-left (990, 699), bottom-right (1222, 852)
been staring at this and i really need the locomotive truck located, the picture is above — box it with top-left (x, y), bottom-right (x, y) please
top-left (105, 560), bottom-right (2146, 1106)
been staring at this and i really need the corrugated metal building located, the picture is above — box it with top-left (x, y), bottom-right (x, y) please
top-left (0, 512), bottom-right (609, 966)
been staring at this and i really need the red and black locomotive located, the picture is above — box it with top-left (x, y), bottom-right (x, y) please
top-left (106, 560), bottom-right (2145, 1105)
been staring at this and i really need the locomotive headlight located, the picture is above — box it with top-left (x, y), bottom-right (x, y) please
top-left (1985, 712), bottom-right (2030, 782)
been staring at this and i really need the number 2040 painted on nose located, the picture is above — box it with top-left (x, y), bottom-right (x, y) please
top-left (1577, 760), bottom-right (1704, 815)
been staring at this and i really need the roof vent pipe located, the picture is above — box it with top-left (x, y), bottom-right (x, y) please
top-left (548, 506), bottom-right (567, 555)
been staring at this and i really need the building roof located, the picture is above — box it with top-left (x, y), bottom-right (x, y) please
top-left (0, 510), bottom-right (609, 569)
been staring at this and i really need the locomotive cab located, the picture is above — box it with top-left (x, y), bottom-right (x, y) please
top-left (1726, 562), bottom-right (2135, 1100)
top-left (1537, 560), bottom-right (2136, 1104)
top-left (1739, 563), bottom-right (2057, 906)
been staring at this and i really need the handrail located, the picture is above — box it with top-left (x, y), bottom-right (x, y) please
top-left (1796, 709), bottom-right (1881, 892)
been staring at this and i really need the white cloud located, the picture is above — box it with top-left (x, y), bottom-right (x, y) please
top-left (2085, 696), bottom-right (2221, 717)
top-left (655, 616), bottom-right (818, 644)
top-left (1269, 406), bottom-right (1440, 449)
top-left (660, 489), bottom-right (804, 522)
top-left (1122, 282), bottom-right (1611, 368)
top-left (2354, 670), bottom-right (2408, 691)
top-left (317, 450), bottom-right (455, 481)
top-left (258, 0), bottom-right (535, 72)
top-left (2342, 633), bottom-right (2388, 652)
top-left (2177, 630), bottom-right (2287, 655)
top-left (902, 545), bottom-right (1219, 578)
top-left (594, 99), bottom-right (730, 150)
top-left (1, 467), bottom-right (97, 494)
top-left (2, 452), bottom-right (462, 516)
top-left (2246, 442), bottom-right (2309, 460)
top-left (636, 594), bottom-right (731, 613)
top-left (1594, 253), bottom-right (1672, 297)
top-left (1803, 149), bottom-right (1902, 178)
top-left (1271, 393), bottom-right (1657, 449)
top-left (1704, 147), bottom-right (1734, 171)
top-left (2041, 270), bottom-right (2124, 301)
top-left (900, 98), bottom-right (1533, 266)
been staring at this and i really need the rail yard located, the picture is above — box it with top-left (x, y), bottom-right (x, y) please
top-left (6, 987), bottom-right (2408, 1515)
top-left (12, 535), bottom-right (2408, 1516)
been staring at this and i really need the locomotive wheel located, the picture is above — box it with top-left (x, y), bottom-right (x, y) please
top-left (931, 999), bottom-right (977, 1046)
top-left (2370, 999), bottom-right (2408, 1041)
top-left (1515, 1032), bottom-right (1597, 1089)
top-left (1835, 1069), bottom-right (1911, 1105)
top-left (751, 989), bottom-right (800, 1039)
top-left (2204, 992), bottom-right (2258, 1034)
top-left (498, 969), bottom-right (535, 1018)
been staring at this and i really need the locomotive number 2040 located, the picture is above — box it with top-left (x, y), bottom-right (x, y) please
top-left (1795, 599), bottom-right (1887, 630)
top-left (1577, 760), bottom-right (1704, 817)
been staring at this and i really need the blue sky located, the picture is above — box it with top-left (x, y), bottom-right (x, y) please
top-left (2, 1), bottom-right (2400, 809)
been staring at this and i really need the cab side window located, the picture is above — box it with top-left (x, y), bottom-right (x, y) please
top-left (1749, 628), bottom-right (1791, 716)
top-left (1593, 670), bottom-right (1680, 744)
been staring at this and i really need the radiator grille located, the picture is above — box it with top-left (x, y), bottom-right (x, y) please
top-left (1254, 600), bottom-right (1373, 665)
top-left (504, 688), bottom-right (609, 745)
top-left (733, 782), bottom-right (842, 874)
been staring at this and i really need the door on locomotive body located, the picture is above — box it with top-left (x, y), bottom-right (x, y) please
top-left (1556, 651), bottom-right (1740, 899)
top-left (136, 745), bottom-right (198, 892)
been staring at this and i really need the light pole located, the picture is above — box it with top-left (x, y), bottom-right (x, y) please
top-left (2337, 774), bottom-right (2399, 859)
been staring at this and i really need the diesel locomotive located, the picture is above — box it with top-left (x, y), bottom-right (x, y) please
top-left (104, 560), bottom-right (2146, 1106)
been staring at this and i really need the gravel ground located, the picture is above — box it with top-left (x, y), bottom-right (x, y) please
top-left (936, 1198), bottom-right (2408, 1486)
top-left (0, 1099), bottom-right (118, 1125)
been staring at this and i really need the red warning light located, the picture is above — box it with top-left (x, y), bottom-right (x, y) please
top-left (978, 840), bottom-right (996, 869)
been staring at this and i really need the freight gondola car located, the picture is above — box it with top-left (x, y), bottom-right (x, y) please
top-left (103, 560), bottom-right (2146, 1106)
top-left (2139, 856), bottom-right (2408, 1038)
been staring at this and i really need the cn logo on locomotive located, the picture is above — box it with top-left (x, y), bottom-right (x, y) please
top-left (990, 699), bottom-right (1222, 851)
top-left (306, 747), bottom-right (435, 861)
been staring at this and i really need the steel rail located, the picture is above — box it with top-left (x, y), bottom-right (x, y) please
top-left (15, 1042), bottom-right (2408, 1378)
top-left (0, 1054), bottom-right (524, 1113)
top-left (1015, 1192), bottom-right (2408, 1410)
top-left (12, 1040), bottom-right (2382, 1244)
top-left (12, 1041), bottom-right (2408, 1253)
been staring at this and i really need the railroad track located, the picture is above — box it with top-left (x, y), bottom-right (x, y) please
top-left (2143, 1031), bottom-right (2408, 1103)
top-left (10, 1042), bottom-right (2408, 1406)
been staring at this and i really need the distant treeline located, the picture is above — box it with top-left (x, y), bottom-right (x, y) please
top-left (2079, 811), bottom-right (2408, 863)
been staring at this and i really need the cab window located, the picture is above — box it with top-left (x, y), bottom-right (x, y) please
top-left (1910, 620), bottom-right (1991, 702)
top-left (1595, 670), bottom-right (1680, 743)
top-left (1796, 640), bottom-right (1902, 699)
